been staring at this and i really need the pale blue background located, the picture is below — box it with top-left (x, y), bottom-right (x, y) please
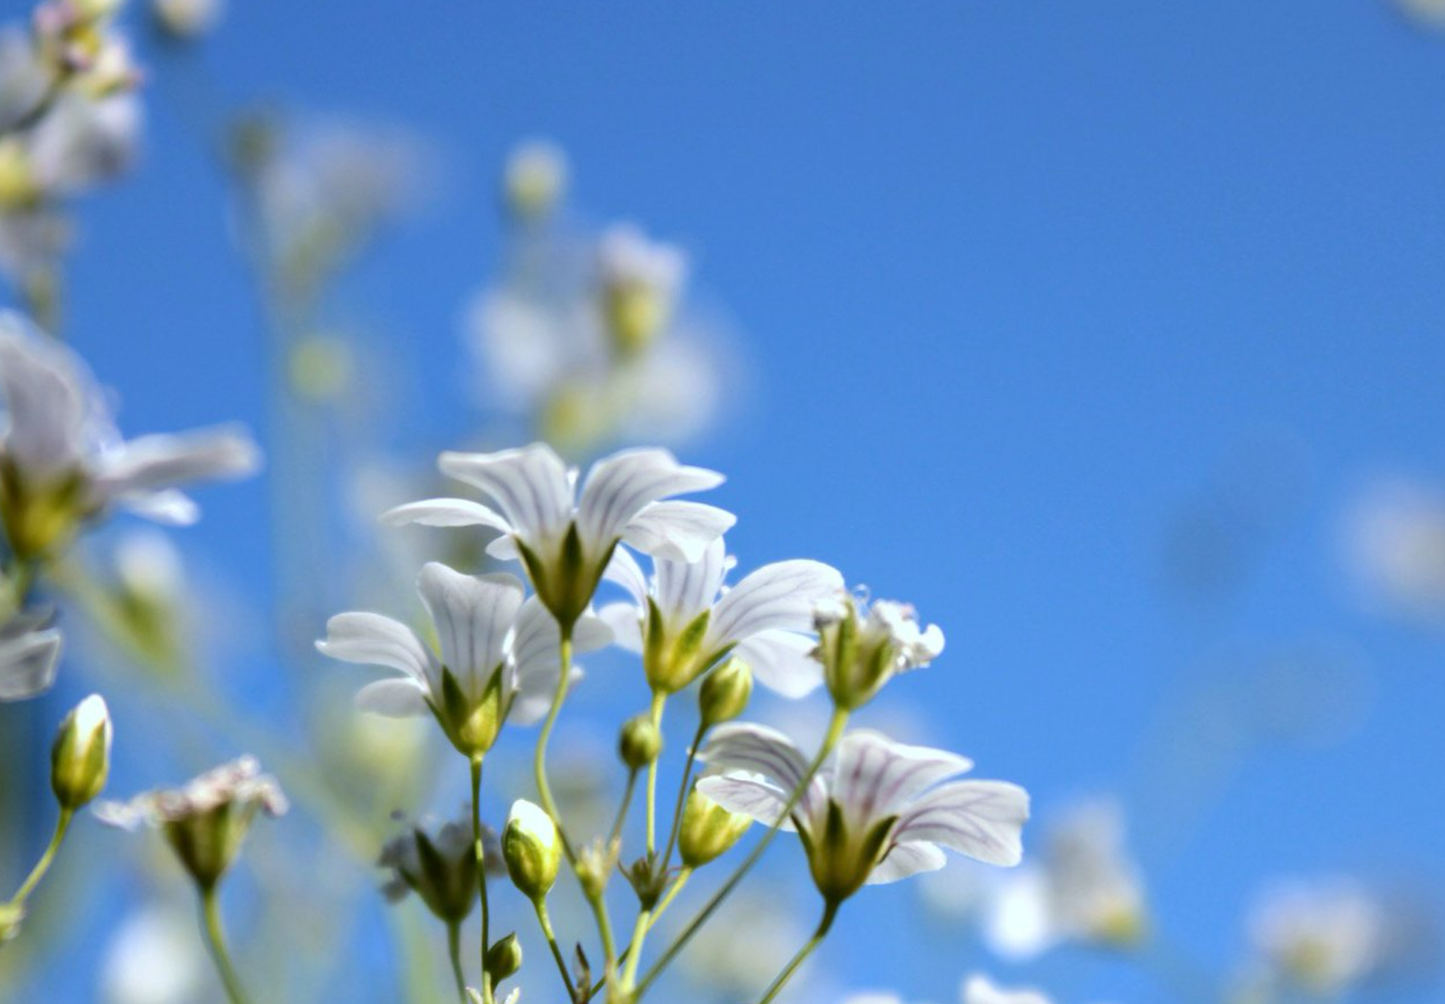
top-left (6, 1), bottom-right (1445, 1001)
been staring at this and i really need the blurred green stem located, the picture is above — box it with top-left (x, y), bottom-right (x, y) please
top-left (200, 886), bottom-right (253, 1004)
top-left (6, 808), bottom-right (72, 907)
top-left (470, 756), bottom-right (493, 1004)
top-left (446, 920), bottom-right (466, 1003)
top-left (755, 900), bottom-right (838, 1004)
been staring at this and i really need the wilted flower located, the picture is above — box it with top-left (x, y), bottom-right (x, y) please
top-left (0, 313), bottom-right (261, 559)
top-left (698, 725), bottom-right (1027, 905)
top-left (383, 443), bottom-right (733, 629)
top-left (962, 974), bottom-right (1053, 1004)
top-left (317, 561), bottom-right (610, 757)
top-left (0, 608), bottom-right (63, 700)
top-left (815, 591), bottom-right (945, 710)
top-left (601, 536), bottom-right (843, 695)
top-left (378, 814), bottom-right (477, 924)
top-left (95, 756), bottom-right (288, 889)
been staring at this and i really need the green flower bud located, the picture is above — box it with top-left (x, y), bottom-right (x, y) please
top-left (678, 788), bottom-right (752, 869)
top-left (50, 694), bottom-right (112, 811)
top-left (485, 931), bottom-right (523, 984)
top-left (619, 714), bottom-right (663, 770)
top-left (502, 800), bottom-right (561, 902)
top-left (575, 837), bottom-right (615, 901)
top-left (698, 657), bottom-right (752, 729)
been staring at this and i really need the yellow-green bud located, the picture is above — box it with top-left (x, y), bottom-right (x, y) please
top-left (502, 800), bottom-right (561, 902)
top-left (485, 932), bottom-right (523, 984)
top-left (0, 902), bottom-right (24, 943)
top-left (619, 714), bottom-right (663, 770)
top-left (698, 657), bottom-right (752, 729)
top-left (575, 838), bottom-right (614, 900)
top-left (50, 694), bottom-right (112, 811)
top-left (678, 788), bottom-right (752, 869)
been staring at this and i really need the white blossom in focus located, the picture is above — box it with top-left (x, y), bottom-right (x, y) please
top-left (814, 590), bottom-right (945, 710)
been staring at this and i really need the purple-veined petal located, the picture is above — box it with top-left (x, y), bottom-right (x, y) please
top-left (354, 677), bottom-right (429, 717)
top-left (380, 497), bottom-right (512, 531)
top-left (831, 731), bottom-right (973, 831)
top-left (694, 775), bottom-right (799, 832)
top-left (710, 559), bottom-right (843, 646)
top-left (893, 780), bottom-right (1029, 867)
top-left (416, 563), bottom-right (525, 696)
top-left (602, 546), bottom-right (649, 605)
top-left (439, 444), bottom-right (574, 543)
top-left (866, 838), bottom-right (947, 885)
top-left (90, 426), bottom-right (261, 497)
top-left (0, 624), bottom-right (63, 701)
top-left (316, 612), bottom-right (433, 686)
top-left (577, 448), bottom-right (724, 550)
top-left (654, 536), bottom-right (730, 626)
top-left (598, 601), bottom-right (643, 653)
top-left (621, 501), bottom-right (735, 563)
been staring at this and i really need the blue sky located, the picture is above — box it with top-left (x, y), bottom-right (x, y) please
top-left (8, 1), bottom-right (1445, 1001)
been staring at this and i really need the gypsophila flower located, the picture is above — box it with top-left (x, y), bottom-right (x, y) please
top-left (600, 535), bottom-right (843, 696)
top-left (317, 561), bottom-right (610, 757)
top-left (383, 443), bottom-right (733, 629)
top-left (0, 608), bottom-right (63, 700)
top-left (96, 756), bottom-right (287, 889)
top-left (0, 313), bottom-right (261, 559)
top-left (698, 724), bottom-right (1027, 905)
top-left (962, 974), bottom-right (1053, 1004)
top-left (815, 591), bottom-right (945, 710)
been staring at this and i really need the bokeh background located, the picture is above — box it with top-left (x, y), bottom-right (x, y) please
top-left (3, 2), bottom-right (1445, 1002)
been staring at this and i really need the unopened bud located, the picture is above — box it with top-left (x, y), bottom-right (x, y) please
top-left (502, 799), bottom-right (561, 902)
top-left (698, 657), bottom-right (752, 729)
top-left (575, 838), bottom-right (614, 900)
top-left (678, 788), bottom-right (751, 869)
top-left (51, 694), bottom-right (111, 811)
top-left (619, 714), bottom-right (663, 770)
top-left (485, 931), bottom-right (523, 984)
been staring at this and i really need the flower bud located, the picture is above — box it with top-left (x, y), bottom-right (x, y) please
top-left (485, 932), bottom-right (523, 984)
top-left (51, 694), bottom-right (112, 811)
top-left (575, 837), bottom-right (615, 901)
top-left (698, 657), bottom-right (752, 729)
top-left (502, 799), bottom-right (561, 902)
top-left (618, 714), bottom-right (663, 770)
top-left (678, 788), bottom-right (751, 869)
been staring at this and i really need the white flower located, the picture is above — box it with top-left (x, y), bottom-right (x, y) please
top-left (697, 724), bottom-right (1028, 903)
top-left (815, 592), bottom-right (945, 710)
top-left (1398, 0), bottom-right (1445, 26)
top-left (1248, 878), bottom-right (1389, 996)
top-left (100, 902), bottom-right (207, 1004)
top-left (502, 138), bottom-right (567, 221)
top-left (0, 610), bottom-right (63, 700)
top-left (1343, 478), bottom-right (1445, 622)
top-left (316, 561), bottom-right (610, 756)
top-left (962, 974), bottom-right (1053, 1004)
top-left (0, 314), bottom-right (261, 556)
top-left (382, 443), bottom-right (733, 628)
top-left (150, 0), bottom-right (223, 39)
top-left (599, 535), bottom-right (843, 695)
top-left (21, 89), bottom-right (140, 194)
top-left (597, 222), bottom-right (688, 357)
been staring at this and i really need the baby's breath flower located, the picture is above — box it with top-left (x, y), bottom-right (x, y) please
top-left (383, 443), bottom-right (733, 630)
top-left (815, 591), bottom-right (944, 710)
top-left (698, 724), bottom-right (1027, 905)
top-left (95, 757), bottom-right (287, 890)
top-left (600, 535), bottom-right (843, 696)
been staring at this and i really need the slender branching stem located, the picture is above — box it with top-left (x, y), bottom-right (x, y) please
top-left (199, 886), bottom-right (253, 1004)
top-left (644, 692), bottom-right (666, 854)
top-left (535, 627), bottom-right (577, 864)
top-left (610, 768), bottom-right (639, 848)
top-left (533, 898), bottom-right (577, 1002)
top-left (755, 900), bottom-right (840, 1004)
top-left (469, 756), bottom-right (493, 1004)
top-left (662, 723), bottom-right (706, 869)
top-left (6, 808), bottom-right (71, 907)
top-left (446, 920), bottom-right (467, 1004)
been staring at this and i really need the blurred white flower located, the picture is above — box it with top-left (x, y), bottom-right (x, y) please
top-left (962, 974), bottom-right (1053, 1004)
top-left (1344, 478), bottom-right (1445, 622)
top-left (599, 534), bottom-right (843, 695)
top-left (1247, 877), bottom-right (1389, 997)
top-left (0, 609), bottom-right (63, 700)
top-left (1397, 0), bottom-right (1445, 26)
top-left (100, 902), bottom-right (207, 1004)
top-left (681, 892), bottom-right (810, 996)
top-left (150, 0), bottom-right (222, 39)
top-left (698, 725), bottom-right (1027, 902)
top-left (502, 138), bottom-right (567, 222)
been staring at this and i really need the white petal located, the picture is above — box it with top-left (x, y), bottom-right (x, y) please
top-left (572, 611), bottom-right (614, 652)
top-left (315, 612), bottom-right (433, 685)
top-left (380, 497), bottom-right (512, 531)
top-left (598, 601), bottom-right (643, 653)
top-left (654, 536), bottom-right (729, 625)
top-left (733, 630), bottom-right (823, 698)
top-left (962, 974), bottom-right (1054, 1004)
top-left (622, 501), bottom-right (735, 562)
top-left (416, 563), bottom-right (525, 696)
top-left (510, 666), bottom-right (583, 726)
top-left (831, 731), bottom-right (973, 831)
top-left (866, 839), bottom-right (947, 885)
top-left (710, 559), bottom-right (844, 646)
top-left (578, 447), bottom-right (725, 550)
top-left (694, 775), bottom-right (798, 831)
top-left (117, 489), bottom-right (199, 526)
top-left (0, 624), bottom-right (63, 701)
top-left (0, 318), bottom-right (94, 478)
top-left (354, 678), bottom-right (429, 717)
top-left (894, 780), bottom-right (1030, 868)
top-left (697, 722), bottom-right (824, 821)
top-left (91, 426), bottom-right (261, 498)
top-left (487, 534), bottom-right (521, 560)
top-left (439, 444), bottom-right (574, 542)
top-left (602, 546), bottom-right (649, 605)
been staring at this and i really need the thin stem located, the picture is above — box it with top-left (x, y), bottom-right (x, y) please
top-left (754, 900), bottom-right (839, 1004)
top-left (634, 708), bottom-right (849, 1001)
top-left (199, 886), bottom-right (253, 1004)
top-left (662, 723), bottom-right (706, 869)
top-left (609, 768), bottom-right (639, 848)
top-left (469, 756), bottom-right (493, 1004)
top-left (619, 906), bottom-right (651, 992)
top-left (446, 920), bottom-right (467, 1004)
top-left (650, 867), bottom-right (690, 927)
top-left (535, 626), bottom-right (577, 864)
top-left (6, 808), bottom-right (71, 906)
top-left (586, 886), bottom-right (618, 984)
top-left (533, 899), bottom-right (577, 1002)
top-left (644, 692), bottom-right (666, 855)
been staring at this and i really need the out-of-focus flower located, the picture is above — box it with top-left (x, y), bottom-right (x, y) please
top-left (316, 561), bottom-right (610, 757)
top-left (150, 0), bottom-right (222, 40)
top-left (962, 974), bottom-right (1053, 1004)
top-left (599, 535), bottom-right (843, 696)
top-left (1343, 478), bottom-right (1445, 623)
top-left (1247, 878), bottom-right (1390, 997)
top-left (597, 223), bottom-right (687, 360)
top-left (502, 138), bottom-right (566, 223)
top-left (378, 814), bottom-right (477, 924)
top-left (1397, 0), bottom-right (1445, 27)
top-left (95, 756), bottom-right (288, 889)
top-left (383, 443), bottom-right (733, 630)
top-left (815, 591), bottom-right (944, 711)
top-left (100, 901), bottom-right (207, 1004)
top-left (698, 725), bottom-right (1027, 903)
top-left (0, 608), bottom-right (63, 699)
top-left (0, 313), bottom-right (261, 559)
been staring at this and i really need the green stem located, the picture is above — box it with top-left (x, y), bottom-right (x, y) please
top-left (619, 906), bottom-right (651, 992)
top-left (446, 920), bottom-right (467, 1004)
top-left (6, 808), bottom-right (71, 907)
top-left (535, 627), bottom-right (577, 865)
top-left (199, 886), bottom-right (253, 1004)
top-left (469, 756), bottom-right (493, 1004)
top-left (754, 900), bottom-right (839, 1004)
top-left (609, 768), bottom-right (639, 848)
top-left (586, 886), bottom-right (617, 986)
top-left (644, 692), bottom-right (666, 855)
top-left (533, 899), bottom-right (577, 1002)
top-left (662, 723), bottom-right (706, 869)
top-left (585, 869), bottom-right (688, 1002)
top-left (633, 708), bottom-right (849, 1001)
